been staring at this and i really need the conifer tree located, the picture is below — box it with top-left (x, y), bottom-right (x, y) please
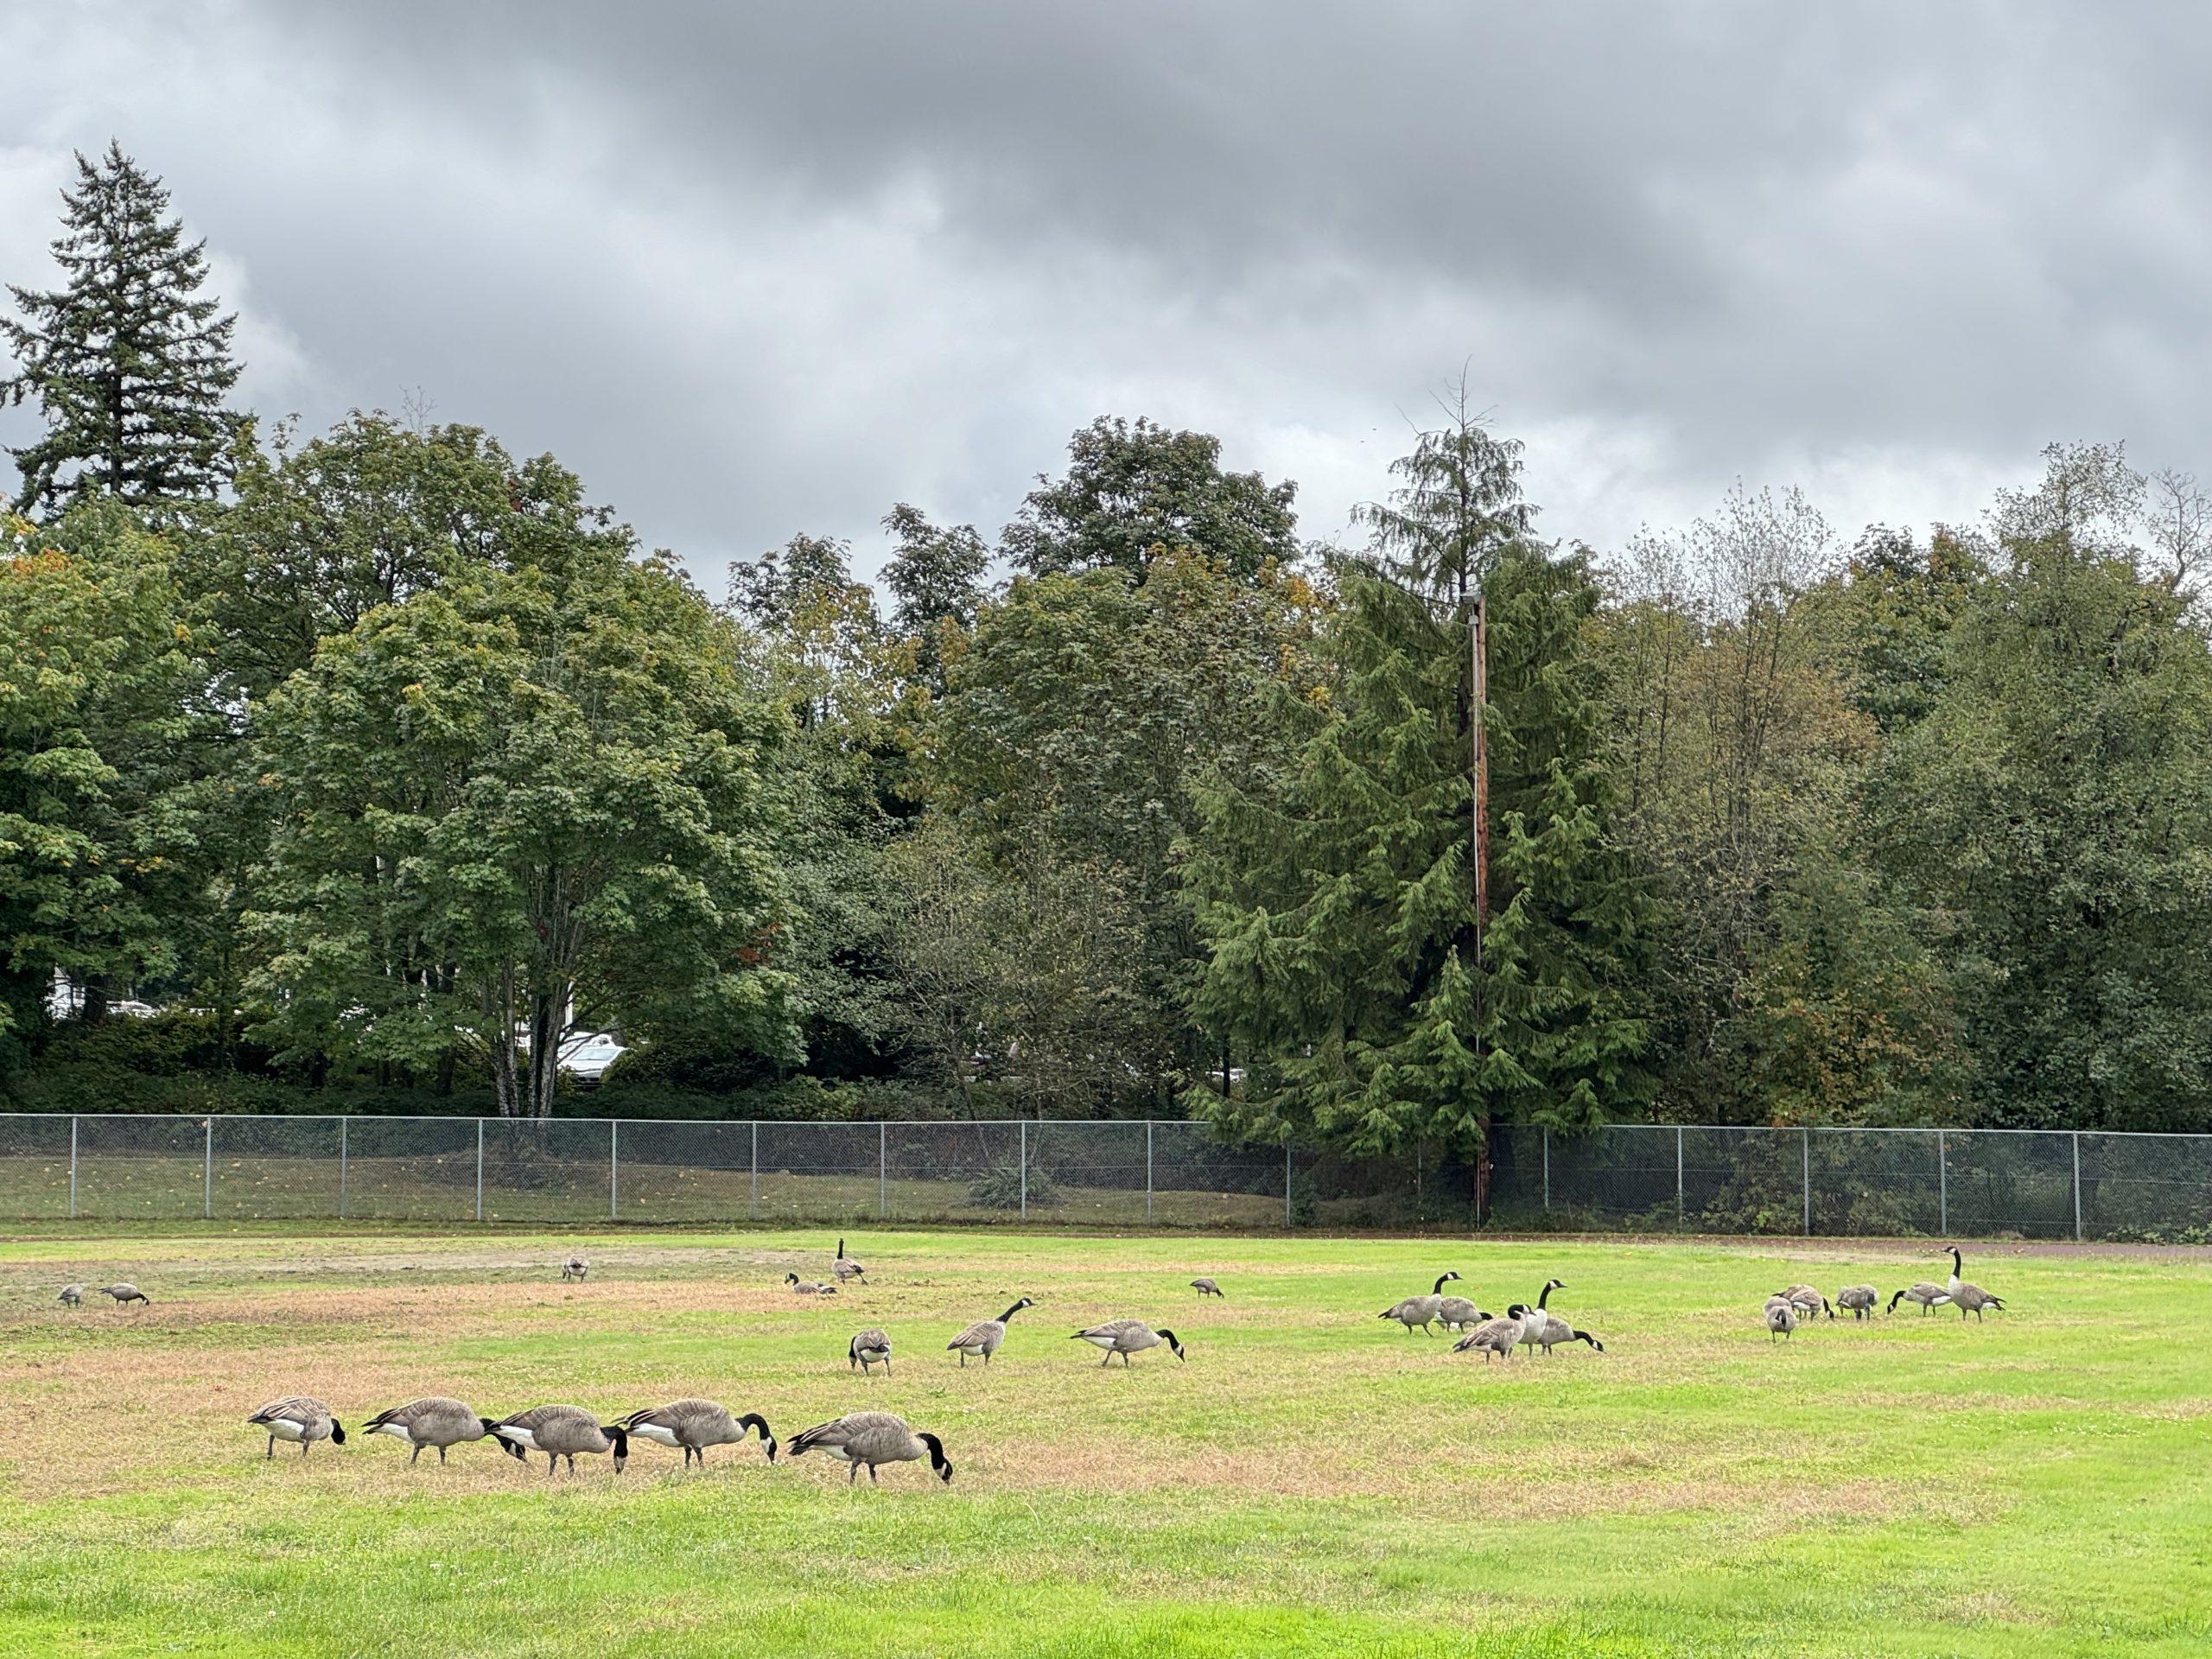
top-left (3, 143), bottom-right (244, 512)
top-left (1185, 407), bottom-right (1651, 1166)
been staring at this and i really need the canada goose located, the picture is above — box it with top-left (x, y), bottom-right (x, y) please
top-left (1437, 1293), bottom-right (1494, 1332)
top-left (1887, 1282), bottom-right (1950, 1316)
top-left (1514, 1280), bottom-right (1565, 1353)
top-left (359, 1397), bottom-right (508, 1465)
top-left (100, 1283), bottom-right (148, 1306)
top-left (488, 1405), bottom-right (630, 1476)
top-left (1071, 1319), bottom-right (1186, 1366)
top-left (1764, 1295), bottom-right (1798, 1342)
top-left (615, 1400), bottom-right (776, 1467)
top-left (947, 1298), bottom-right (1034, 1365)
top-left (785, 1274), bottom-right (837, 1295)
top-left (1378, 1272), bottom-right (1462, 1335)
top-left (833, 1239), bottom-right (866, 1282)
top-left (786, 1411), bottom-right (951, 1486)
top-left (1452, 1313), bottom-right (1522, 1362)
top-left (1778, 1284), bottom-right (1833, 1320)
top-left (1944, 1249), bottom-right (2005, 1321)
top-left (561, 1255), bottom-right (588, 1282)
top-left (1836, 1285), bottom-right (1878, 1321)
top-left (1190, 1277), bottom-right (1224, 1299)
top-left (849, 1328), bottom-right (893, 1375)
top-left (57, 1285), bottom-right (83, 1307)
top-left (246, 1396), bottom-right (345, 1459)
top-left (1522, 1281), bottom-right (1605, 1355)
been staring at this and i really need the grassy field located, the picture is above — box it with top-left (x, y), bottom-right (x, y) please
top-left (0, 1227), bottom-right (2206, 1657)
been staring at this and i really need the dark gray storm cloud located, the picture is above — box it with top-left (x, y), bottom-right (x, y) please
top-left (6, 3), bottom-right (2211, 577)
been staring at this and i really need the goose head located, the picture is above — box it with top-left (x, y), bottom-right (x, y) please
top-left (918, 1431), bottom-right (953, 1483)
top-left (1157, 1329), bottom-right (1185, 1360)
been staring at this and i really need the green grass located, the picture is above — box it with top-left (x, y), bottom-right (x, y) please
top-left (0, 1227), bottom-right (2206, 1657)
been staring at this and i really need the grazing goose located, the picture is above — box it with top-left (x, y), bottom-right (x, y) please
top-left (849, 1328), bottom-right (893, 1375)
top-left (1887, 1282), bottom-right (1951, 1316)
top-left (1071, 1319), bottom-right (1186, 1367)
top-left (786, 1411), bottom-right (951, 1486)
top-left (246, 1396), bottom-right (345, 1459)
top-left (561, 1255), bottom-right (588, 1282)
top-left (832, 1239), bottom-right (866, 1283)
top-left (1190, 1277), bottom-right (1224, 1299)
top-left (1944, 1249), bottom-right (2005, 1321)
top-left (359, 1397), bottom-right (506, 1465)
top-left (615, 1400), bottom-right (776, 1467)
top-left (1779, 1284), bottom-right (1833, 1320)
top-left (488, 1405), bottom-right (630, 1476)
top-left (1523, 1282), bottom-right (1605, 1355)
top-left (1452, 1313), bottom-right (1522, 1362)
top-left (57, 1285), bottom-right (83, 1307)
top-left (785, 1274), bottom-right (837, 1295)
top-left (1378, 1272), bottom-right (1462, 1335)
top-left (1764, 1295), bottom-right (1798, 1342)
top-left (1836, 1284), bottom-right (1879, 1321)
top-left (100, 1283), bottom-right (149, 1306)
top-left (947, 1298), bottom-right (1034, 1366)
top-left (1437, 1292), bottom-right (1493, 1332)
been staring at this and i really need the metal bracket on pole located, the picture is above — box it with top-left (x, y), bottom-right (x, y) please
top-left (1542, 1126), bottom-right (1551, 1212)
top-left (1019, 1121), bottom-right (1028, 1221)
top-left (880, 1122), bottom-right (888, 1220)
top-left (749, 1122), bottom-right (759, 1222)
top-left (2072, 1130), bottom-right (2083, 1241)
top-left (203, 1118), bottom-right (213, 1220)
top-left (1801, 1128), bottom-right (1811, 1236)
top-left (69, 1116), bottom-right (79, 1220)
top-left (1145, 1121), bottom-right (1154, 1224)
top-left (1938, 1129), bottom-right (1948, 1236)
top-left (610, 1121), bottom-right (620, 1222)
top-left (474, 1119), bottom-right (485, 1222)
top-left (339, 1116), bottom-right (348, 1220)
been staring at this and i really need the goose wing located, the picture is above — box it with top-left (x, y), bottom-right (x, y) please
top-left (947, 1318), bottom-right (1001, 1349)
top-left (248, 1395), bottom-right (328, 1427)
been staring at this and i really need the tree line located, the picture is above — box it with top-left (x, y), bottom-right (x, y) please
top-left (8, 145), bottom-right (2212, 1150)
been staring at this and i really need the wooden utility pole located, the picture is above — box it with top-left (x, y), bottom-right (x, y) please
top-left (1471, 594), bottom-right (1489, 944)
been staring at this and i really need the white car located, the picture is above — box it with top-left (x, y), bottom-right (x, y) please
top-left (556, 1030), bottom-right (629, 1083)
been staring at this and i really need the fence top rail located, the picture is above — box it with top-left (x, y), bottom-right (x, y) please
top-left (0, 1113), bottom-right (2190, 1141)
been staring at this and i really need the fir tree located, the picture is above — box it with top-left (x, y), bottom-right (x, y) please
top-left (1185, 409), bottom-right (1651, 1166)
top-left (3, 143), bottom-right (244, 512)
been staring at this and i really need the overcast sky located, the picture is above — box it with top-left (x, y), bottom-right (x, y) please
top-left (4, 3), bottom-right (2208, 583)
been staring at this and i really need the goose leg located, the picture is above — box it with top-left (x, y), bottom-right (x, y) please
top-left (848, 1462), bottom-right (860, 1486)
top-left (265, 1434), bottom-right (276, 1459)
top-left (868, 1465), bottom-right (879, 1484)
top-left (1100, 1353), bottom-right (1112, 1367)
top-left (410, 1444), bottom-right (423, 1465)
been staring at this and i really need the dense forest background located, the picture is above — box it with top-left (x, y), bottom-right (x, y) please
top-left (10, 147), bottom-right (2212, 1152)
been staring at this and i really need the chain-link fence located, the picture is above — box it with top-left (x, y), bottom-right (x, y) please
top-left (2, 1116), bottom-right (2208, 1237)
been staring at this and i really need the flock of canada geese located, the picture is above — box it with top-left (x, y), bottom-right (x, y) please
top-left (54, 1239), bottom-right (2007, 1487)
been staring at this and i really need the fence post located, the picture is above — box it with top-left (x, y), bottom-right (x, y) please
top-left (1938, 1129), bottom-right (1948, 1236)
top-left (1542, 1126), bottom-right (1551, 1213)
top-left (1145, 1121), bottom-right (1154, 1225)
top-left (474, 1119), bottom-right (484, 1223)
top-left (1801, 1128), bottom-right (1811, 1236)
top-left (1019, 1121), bottom-right (1028, 1221)
top-left (610, 1121), bottom-right (620, 1222)
top-left (749, 1122), bottom-right (759, 1222)
top-left (203, 1117), bottom-right (213, 1220)
top-left (879, 1122), bottom-right (888, 1221)
top-left (2072, 1130), bottom-right (2083, 1242)
top-left (1675, 1126), bottom-right (1685, 1228)
top-left (339, 1116), bottom-right (347, 1220)
top-left (1284, 1142), bottom-right (1293, 1227)
top-left (68, 1115), bottom-right (78, 1220)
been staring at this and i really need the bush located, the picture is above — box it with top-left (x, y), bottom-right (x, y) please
top-left (968, 1162), bottom-right (1060, 1211)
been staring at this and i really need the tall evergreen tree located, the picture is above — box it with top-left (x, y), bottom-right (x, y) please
top-left (1185, 410), bottom-right (1651, 1166)
top-left (3, 143), bottom-right (243, 513)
